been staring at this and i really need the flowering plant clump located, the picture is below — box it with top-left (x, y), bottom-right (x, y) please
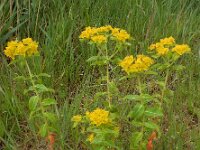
top-left (3, 38), bottom-right (58, 141)
top-left (4, 38), bottom-right (38, 59)
top-left (72, 26), bottom-right (192, 149)
top-left (72, 108), bottom-right (119, 149)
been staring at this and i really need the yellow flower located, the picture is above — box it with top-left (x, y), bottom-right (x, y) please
top-left (118, 55), bottom-right (134, 73)
top-left (160, 36), bottom-right (175, 46)
top-left (172, 44), bottom-right (191, 55)
top-left (148, 44), bottom-right (156, 50)
top-left (111, 28), bottom-right (130, 42)
top-left (148, 42), bottom-right (169, 56)
top-left (87, 133), bottom-right (94, 143)
top-left (91, 35), bottom-right (107, 44)
top-left (4, 38), bottom-right (38, 60)
top-left (87, 108), bottom-right (110, 126)
top-left (119, 55), bottom-right (154, 74)
top-left (4, 41), bottom-right (18, 59)
top-left (71, 115), bottom-right (82, 123)
top-left (15, 42), bottom-right (27, 56)
top-left (156, 46), bottom-right (169, 56)
top-left (22, 38), bottom-right (38, 56)
top-left (134, 55), bottom-right (154, 71)
top-left (79, 27), bottom-right (98, 39)
top-left (96, 25), bottom-right (113, 33)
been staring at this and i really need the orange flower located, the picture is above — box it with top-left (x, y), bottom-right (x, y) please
top-left (47, 132), bottom-right (56, 150)
top-left (146, 132), bottom-right (157, 150)
top-left (148, 131), bottom-right (157, 141)
top-left (146, 140), bottom-right (153, 150)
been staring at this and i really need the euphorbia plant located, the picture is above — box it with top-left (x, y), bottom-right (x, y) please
top-left (4, 38), bottom-right (58, 144)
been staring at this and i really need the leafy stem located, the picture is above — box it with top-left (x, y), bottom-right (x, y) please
top-left (106, 47), bottom-right (111, 108)
top-left (161, 68), bottom-right (170, 105)
top-left (25, 60), bottom-right (47, 125)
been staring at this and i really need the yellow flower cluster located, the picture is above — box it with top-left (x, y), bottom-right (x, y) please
top-left (86, 108), bottom-right (110, 126)
top-left (71, 115), bottom-right (82, 123)
top-left (149, 36), bottom-right (191, 56)
top-left (119, 55), bottom-right (154, 74)
top-left (148, 36), bottom-right (175, 56)
top-left (111, 28), bottom-right (130, 42)
top-left (91, 35), bottom-right (107, 44)
top-left (79, 25), bottom-right (131, 43)
top-left (4, 38), bottom-right (38, 59)
top-left (172, 44), bottom-right (191, 55)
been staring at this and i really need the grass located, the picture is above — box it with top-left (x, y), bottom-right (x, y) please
top-left (0, 0), bottom-right (200, 149)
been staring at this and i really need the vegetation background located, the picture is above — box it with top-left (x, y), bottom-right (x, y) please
top-left (0, 0), bottom-right (200, 149)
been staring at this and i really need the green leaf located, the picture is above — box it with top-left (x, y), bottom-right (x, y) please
top-left (0, 119), bottom-right (5, 137)
top-left (37, 73), bottom-right (51, 78)
top-left (34, 84), bottom-right (54, 93)
top-left (124, 94), bottom-right (154, 103)
top-left (130, 132), bottom-right (143, 148)
top-left (131, 120), bottom-right (143, 127)
top-left (94, 92), bottom-right (107, 101)
top-left (128, 104), bottom-right (145, 120)
top-left (87, 56), bottom-right (109, 66)
top-left (29, 96), bottom-right (39, 111)
top-left (42, 98), bottom-right (57, 106)
top-left (108, 82), bottom-right (119, 95)
top-left (39, 123), bottom-right (48, 137)
top-left (144, 121), bottom-right (160, 131)
top-left (44, 112), bottom-right (57, 122)
top-left (144, 107), bottom-right (163, 117)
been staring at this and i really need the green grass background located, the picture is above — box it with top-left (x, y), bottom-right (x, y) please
top-left (0, 0), bottom-right (200, 149)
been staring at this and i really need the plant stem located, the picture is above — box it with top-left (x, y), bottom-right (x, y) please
top-left (25, 60), bottom-right (47, 124)
top-left (161, 69), bottom-right (170, 104)
top-left (106, 48), bottom-right (111, 108)
top-left (137, 75), bottom-right (144, 150)
top-left (137, 76), bottom-right (142, 94)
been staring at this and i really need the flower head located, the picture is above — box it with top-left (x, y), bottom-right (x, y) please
top-left (119, 55), bottom-right (154, 74)
top-left (172, 44), bottom-right (191, 55)
top-left (4, 38), bottom-right (38, 60)
top-left (4, 41), bottom-right (18, 59)
top-left (79, 25), bottom-right (131, 43)
top-left (111, 28), bottom-right (130, 42)
top-left (159, 36), bottom-right (175, 46)
top-left (91, 35), bottom-right (107, 44)
top-left (87, 108), bottom-right (110, 126)
top-left (118, 55), bottom-right (134, 73)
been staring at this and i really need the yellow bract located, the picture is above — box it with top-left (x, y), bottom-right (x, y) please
top-left (4, 38), bottom-right (38, 60)
top-left (86, 108), bottom-right (110, 126)
top-left (79, 25), bottom-right (131, 43)
top-left (119, 55), bottom-right (154, 74)
top-left (148, 36), bottom-right (175, 56)
top-left (87, 133), bottom-right (94, 143)
top-left (118, 55), bottom-right (134, 73)
top-left (172, 44), bottom-right (191, 55)
top-left (71, 115), bottom-right (82, 123)
top-left (159, 36), bottom-right (175, 46)
top-left (111, 29), bottom-right (130, 42)
top-left (91, 35), bottom-right (107, 44)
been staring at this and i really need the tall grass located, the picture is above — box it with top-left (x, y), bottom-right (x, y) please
top-left (0, 0), bottom-right (200, 149)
